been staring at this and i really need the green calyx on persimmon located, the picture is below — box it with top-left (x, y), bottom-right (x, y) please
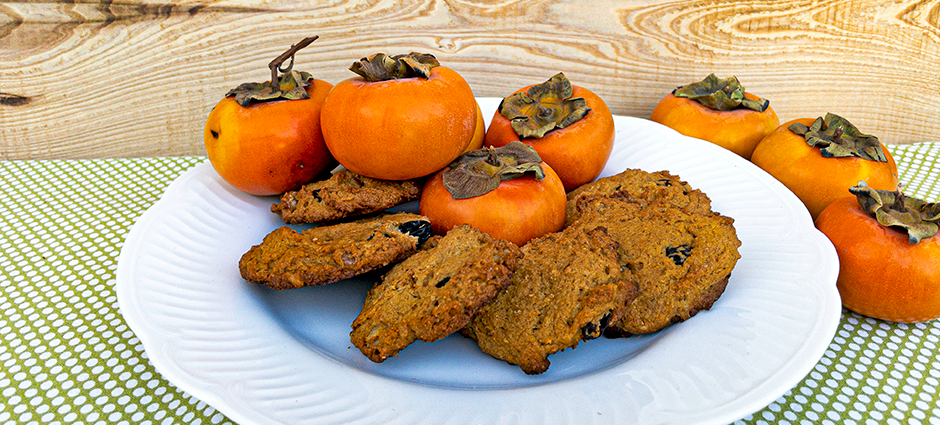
top-left (225, 36), bottom-right (320, 107)
top-left (498, 73), bottom-right (591, 139)
top-left (442, 142), bottom-right (545, 199)
top-left (672, 73), bottom-right (769, 112)
top-left (789, 113), bottom-right (888, 162)
top-left (850, 181), bottom-right (940, 244)
top-left (350, 52), bottom-right (440, 81)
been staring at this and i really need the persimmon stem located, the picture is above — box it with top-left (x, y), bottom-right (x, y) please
top-left (485, 148), bottom-right (501, 166)
top-left (832, 127), bottom-right (844, 144)
top-left (269, 36), bottom-right (319, 91)
top-left (893, 191), bottom-right (908, 212)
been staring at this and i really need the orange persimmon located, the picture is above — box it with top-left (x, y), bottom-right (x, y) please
top-left (204, 37), bottom-right (335, 196)
top-left (815, 183), bottom-right (940, 323)
top-left (321, 52), bottom-right (477, 181)
top-left (751, 114), bottom-right (898, 220)
top-left (650, 74), bottom-right (779, 160)
top-left (461, 102), bottom-right (486, 154)
top-left (484, 73), bottom-right (614, 192)
top-left (420, 142), bottom-right (567, 246)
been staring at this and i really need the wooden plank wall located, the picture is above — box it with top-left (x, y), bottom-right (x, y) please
top-left (1, 0), bottom-right (938, 160)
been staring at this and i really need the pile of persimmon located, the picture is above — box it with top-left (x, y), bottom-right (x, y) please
top-left (485, 73), bottom-right (615, 192)
top-left (815, 182), bottom-right (940, 323)
top-left (204, 38), bottom-right (614, 246)
top-left (204, 39), bottom-right (483, 193)
top-left (650, 74), bottom-right (779, 160)
top-left (420, 73), bottom-right (614, 243)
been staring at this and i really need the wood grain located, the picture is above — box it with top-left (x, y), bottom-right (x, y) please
top-left (1, 0), bottom-right (938, 160)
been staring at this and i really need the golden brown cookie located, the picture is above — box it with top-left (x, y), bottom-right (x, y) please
top-left (350, 225), bottom-right (522, 363)
top-left (239, 213), bottom-right (431, 290)
top-left (566, 168), bottom-right (712, 226)
top-left (462, 226), bottom-right (638, 374)
top-left (271, 170), bottom-right (422, 224)
top-left (570, 197), bottom-right (741, 335)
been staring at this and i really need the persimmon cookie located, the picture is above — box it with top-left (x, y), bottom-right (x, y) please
top-left (271, 170), bottom-right (422, 224)
top-left (238, 213), bottom-right (431, 290)
top-left (350, 225), bottom-right (522, 363)
top-left (462, 225), bottom-right (638, 374)
top-left (565, 168), bottom-right (712, 226)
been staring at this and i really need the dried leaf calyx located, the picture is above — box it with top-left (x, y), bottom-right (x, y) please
top-left (498, 73), bottom-right (591, 139)
top-left (442, 142), bottom-right (545, 199)
top-left (850, 181), bottom-right (940, 244)
top-left (350, 52), bottom-right (440, 82)
top-left (788, 113), bottom-right (887, 162)
top-left (672, 74), bottom-right (769, 112)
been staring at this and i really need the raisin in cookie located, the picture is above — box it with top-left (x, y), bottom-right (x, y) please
top-left (239, 213), bottom-right (431, 290)
top-left (350, 225), bottom-right (522, 363)
top-left (570, 197), bottom-right (741, 335)
top-left (271, 170), bottom-right (422, 224)
top-left (566, 168), bottom-right (712, 226)
top-left (462, 226), bottom-right (638, 374)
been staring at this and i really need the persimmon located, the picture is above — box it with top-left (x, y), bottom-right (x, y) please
top-left (484, 73), bottom-right (614, 192)
top-left (419, 142), bottom-right (567, 246)
top-left (461, 102), bottom-right (486, 154)
top-left (205, 37), bottom-right (334, 196)
top-left (321, 52), bottom-right (477, 181)
top-left (815, 182), bottom-right (940, 323)
top-left (650, 74), bottom-right (779, 160)
top-left (751, 113), bottom-right (898, 220)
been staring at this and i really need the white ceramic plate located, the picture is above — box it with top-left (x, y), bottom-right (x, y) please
top-left (117, 98), bottom-right (841, 425)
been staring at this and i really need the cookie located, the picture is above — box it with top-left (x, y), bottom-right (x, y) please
top-left (570, 197), bottom-right (741, 335)
top-left (462, 225), bottom-right (638, 374)
top-left (566, 168), bottom-right (712, 226)
top-left (239, 212), bottom-right (432, 290)
top-left (271, 170), bottom-right (422, 224)
top-left (350, 225), bottom-right (522, 363)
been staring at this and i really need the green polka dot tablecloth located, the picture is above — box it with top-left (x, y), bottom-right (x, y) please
top-left (1, 145), bottom-right (938, 425)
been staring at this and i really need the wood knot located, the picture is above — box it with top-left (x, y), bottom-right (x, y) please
top-left (0, 93), bottom-right (30, 107)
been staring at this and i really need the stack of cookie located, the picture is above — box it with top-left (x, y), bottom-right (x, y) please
top-left (237, 167), bottom-right (740, 375)
top-left (565, 169), bottom-right (741, 337)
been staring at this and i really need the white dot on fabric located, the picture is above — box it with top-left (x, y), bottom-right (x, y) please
top-left (1, 159), bottom-right (233, 425)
